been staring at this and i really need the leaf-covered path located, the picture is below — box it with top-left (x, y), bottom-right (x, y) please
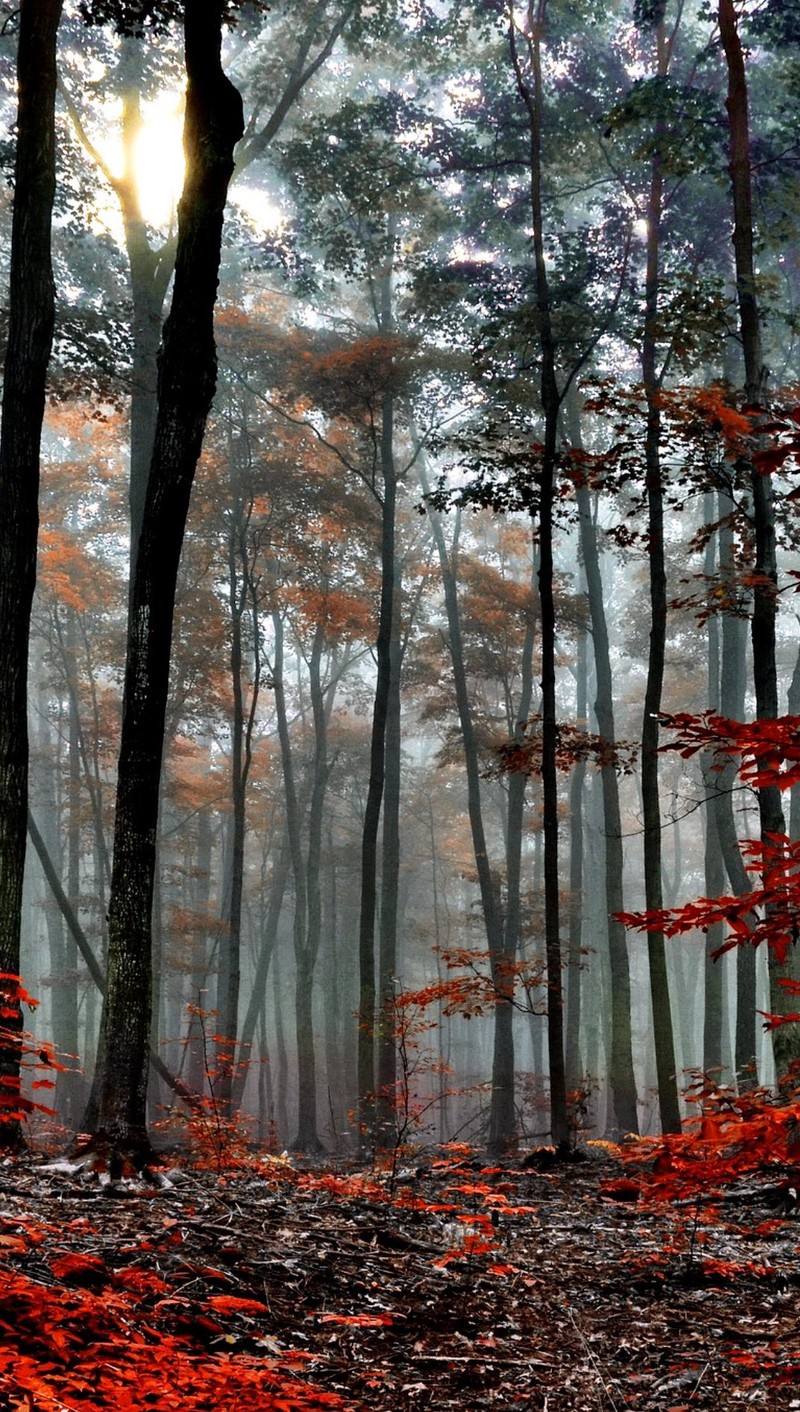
top-left (0, 1145), bottom-right (798, 1410)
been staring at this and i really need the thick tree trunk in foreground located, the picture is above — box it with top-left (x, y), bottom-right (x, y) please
top-left (0, 0), bottom-right (62, 1148)
top-left (89, 6), bottom-right (243, 1155)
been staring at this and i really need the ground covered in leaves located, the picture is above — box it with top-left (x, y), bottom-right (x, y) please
top-left (0, 1134), bottom-right (798, 1411)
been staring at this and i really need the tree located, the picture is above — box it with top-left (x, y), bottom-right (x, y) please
top-left (61, 1), bottom-right (363, 570)
top-left (0, 0), bottom-right (63, 1148)
top-left (635, 0), bottom-right (681, 1135)
top-left (88, 2), bottom-right (244, 1157)
top-left (718, 0), bottom-right (800, 1075)
top-left (567, 397), bottom-right (639, 1135)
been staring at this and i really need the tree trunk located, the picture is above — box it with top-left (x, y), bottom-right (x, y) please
top-left (491, 552), bottom-right (536, 1149)
top-left (565, 611), bottom-right (587, 1095)
top-left (216, 481), bottom-right (260, 1113)
top-left (570, 403), bottom-right (639, 1135)
top-left (509, 1), bottom-right (568, 1146)
top-left (719, 0), bottom-right (799, 1074)
top-left (420, 486), bottom-right (507, 1145)
top-left (702, 496), bottom-right (724, 1077)
top-left (0, 0), bottom-right (62, 1147)
top-left (88, 7), bottom-right (243, 1156)
top-left (294, 622), bottom-right (330, 1149)
top-left (376, 556), bottom-right (403, 1141)
top-left (116, 57), bottom-right (178, 573)
top-left (638, 11), bottom-right (680, 1135)
top-left (230, 837), bottom-right (290, 1113)
top-left (357, 344), bottom-right (398, 1140)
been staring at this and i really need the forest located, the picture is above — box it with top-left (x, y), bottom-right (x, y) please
top-left (2, 0), bottom-right (800, 1406)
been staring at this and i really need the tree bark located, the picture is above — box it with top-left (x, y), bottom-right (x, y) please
top-left (569, 399), bottom-right (639, 1135)
top-left (638, 10), bottom-right (681, 1135)
top-left (0, 0), bottom-right (63, 1147)
top-left (357, 245), bottom-right (399, 1140)
top-left (719, 0), bottom-right (799, 1075)
top-left (491, 553), bottom-right (536, 1150)
top-left (509, 0), bottom-right (568, 1147)
top-left (702, 496), bottom-right (724, 1077)
top-left (565, 607), bottom-right (587, 1095)
top-left (419, 478), bottom-right (508, 1144)
top-left (376, 555), bottom-right (403, 1141)
top-left (215, 473), bottom-right (260, 1114)
top-left (88, 5), bottom-right (243, 1155)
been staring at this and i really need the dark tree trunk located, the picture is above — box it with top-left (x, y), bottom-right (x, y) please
top-left (565, 613), bottom-right (587, 1095)
top-left (294, 622), bottom-right (329, 1150)
top-left (270, 611), bottom-right (311, 1143)
top-left (570, 402), bottom-right (639, 1135)
top-left (88, 7), bottom-right (243, 1155)
top-left (702, 497), bottom-right (724, 1077)
top-left (117, 63), bottom-right (178, 572)
top-left (509, 1), bottom-right (568, 1147)
top-left (703, 496), bottom-right (756, 1079)
top-left (0, 0), bottom-right (62, 1147)
top-left (357, 373), bottom-right (398, 1139)
top-left (719, 0), bottom-right (799, 1074)
top-left (376, 556), bottom-right (403, 1141)
top-left (492, 554), bottom-right (536, 1149)
top-left (638, 12), bottom-right (680, 1134)
top-left (216, 479), bottom-right (260, 1114)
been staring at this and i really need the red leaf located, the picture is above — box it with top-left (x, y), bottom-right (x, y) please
top-left (49, 1251), bottom-right (107, 1283)
top-left (205, 1294), bottom-right (269, 1316)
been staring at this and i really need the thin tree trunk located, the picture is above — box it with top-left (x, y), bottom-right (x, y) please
top-left (570, 402), bottom-right (639, 1134)
top-left (294, 623), bottom-right (330, 1149)
top-left (492, 551), bottom-right (537, 1148)
top-left (230, 838), bottom-right (290, 1113)
top-left (376, 556), bottom-right (403, 1140)
top-left (357, 258), bottom-right (398, 1138)
top-left (719, 0), bottom-right (799, 1074)
top-left (638, 10), bottom-right (680, 1134)
top-left (702, 495), bottom-right (724, 1076)
top-left (420, 485), bottom-right (507, 1145)
top-left (216, 481), bottom-right (260, 1113)
top-left (565, 612), bottom-right (587, 1094)
top-left (509, 1), bottom-right (568, 1146)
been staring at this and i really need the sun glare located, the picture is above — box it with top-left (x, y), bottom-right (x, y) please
top-left (234, 186), bottom-right (286, 235)
top-left (132, 92), bottom-right (185, 229)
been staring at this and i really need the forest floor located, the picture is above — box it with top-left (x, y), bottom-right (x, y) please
top-left (0, 1137), bottom-right (798, 1411)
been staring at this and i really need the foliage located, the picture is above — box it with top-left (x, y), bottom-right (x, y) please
top-left (0, 976), bottom-right (67, 1130)
top-left (619, 712), bottom-right (800, 1016)
top-left (492, 716), bottom-right (638, 778)
top-left (608, 1065), bottom-right (800, 1204)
